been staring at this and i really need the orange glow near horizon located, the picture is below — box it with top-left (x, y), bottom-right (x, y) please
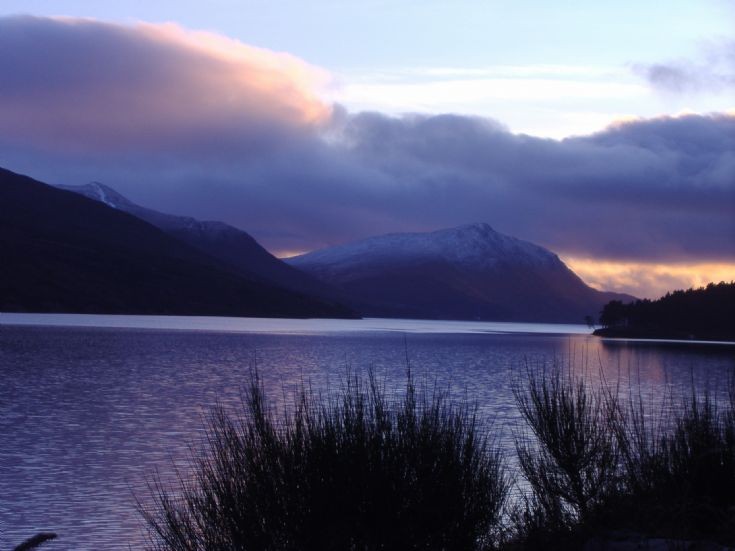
top-left (275, 250), bottom-right (309, 260)
top-left (563, 257), bottom-right (735, 299)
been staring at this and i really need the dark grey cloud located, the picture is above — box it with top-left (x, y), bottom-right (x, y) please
top-left (320, 111), bottom-right (735, 262)
top-left (0, 16), bottom-right (733, 264)
top-left (635, 41), bottom-right (735, 93)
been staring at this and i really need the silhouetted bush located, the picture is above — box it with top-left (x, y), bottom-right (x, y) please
top-left (510, 367), bottom-right (622, 549)
top-left (141, 373), bottom-right (510, 550)
top-left (510, 367), bottom-right (735, 549)
top-left (608, 380), bottom-right (735, 544)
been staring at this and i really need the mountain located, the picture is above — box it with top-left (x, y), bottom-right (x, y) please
top-left (59, 182), bottom-right (346, 306)
top-left (287, 223), bottom-right (634, 323)
top-left (0, 167), bottom-right (354, 318)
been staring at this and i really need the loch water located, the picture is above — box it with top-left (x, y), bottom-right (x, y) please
top-left (1, 314), bottom-right (733, 549)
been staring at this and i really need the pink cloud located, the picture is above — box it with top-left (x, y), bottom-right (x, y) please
top-left (0, 16), bottom-right (331, 153)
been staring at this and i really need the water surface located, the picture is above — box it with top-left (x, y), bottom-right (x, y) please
top-left (1, 315), bottom-right (733, 549)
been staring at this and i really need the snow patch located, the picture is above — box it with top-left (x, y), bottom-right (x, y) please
top-left (90, 182), bottom-right (118, 209)
top-left (290, 223), bottom-right (560, 271)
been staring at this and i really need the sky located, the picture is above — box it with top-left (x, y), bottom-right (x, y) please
top-left (0, 1), bottom-right (733, 298)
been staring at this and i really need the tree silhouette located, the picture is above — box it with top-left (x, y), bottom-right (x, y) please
top-left (597, 282), bottom-right (735, 340)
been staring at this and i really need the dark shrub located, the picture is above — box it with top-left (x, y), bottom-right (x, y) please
top-left (610, 382), bottom-right (735, 543)
top-left (141, 373), bottom-right (510, 551)
top-left (511, 367), bottom-right (735, 548)
top-left (513, 368), bottom-right (620, 527)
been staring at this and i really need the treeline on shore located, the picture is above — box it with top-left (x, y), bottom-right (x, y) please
top-left (131, 368), bottom-right (735, 551)
top-left (594, 281), bottom-right (735, 341)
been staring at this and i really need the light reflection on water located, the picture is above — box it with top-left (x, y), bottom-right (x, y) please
top-left (0, 317), bottom-right (733, 550)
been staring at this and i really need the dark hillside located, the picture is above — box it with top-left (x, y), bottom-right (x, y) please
top-left (0, 167), bottom-right (355, 318)
top-left (60, 182), bottom-right (348, 307)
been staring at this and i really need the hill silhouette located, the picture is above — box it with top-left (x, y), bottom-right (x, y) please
top-left (0, 167), bottom-right (355, 318)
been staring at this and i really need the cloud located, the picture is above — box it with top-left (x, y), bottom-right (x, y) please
top-left (318, 111), bottom-right (735, 263)
top-left (634, 41), bottom-right (735, 94)
top-left (0, 16), bottom-right (733, 282)
top-left (0, 16), bottom-right (330, 154)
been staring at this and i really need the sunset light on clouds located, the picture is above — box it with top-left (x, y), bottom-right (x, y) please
top-left (564, 258), bottom-right (735, 299)
top-left (132, 20), bottom-right (333, 125)
top-left (0, 17), bottom-right (331, 153)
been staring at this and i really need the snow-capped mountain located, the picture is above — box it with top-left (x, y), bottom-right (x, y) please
top-left (292, 223), bottom-right (560, 273)
top-left (60, 182), bottom-right (347, 305)
top-left (287, 223), bottom-right (634, 323)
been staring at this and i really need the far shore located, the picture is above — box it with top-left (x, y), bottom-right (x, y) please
top-left (593, 326), bottom-right (735, 345)
top-left (0, 312), bottom-right (591, 336)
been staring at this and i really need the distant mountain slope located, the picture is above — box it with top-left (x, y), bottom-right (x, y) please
top-left (287, 223), bottom-right (634, 323)
top-left (0, 167), bottom-right (353, 318)
top-left (60, 182), bottom-right (346, 306)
